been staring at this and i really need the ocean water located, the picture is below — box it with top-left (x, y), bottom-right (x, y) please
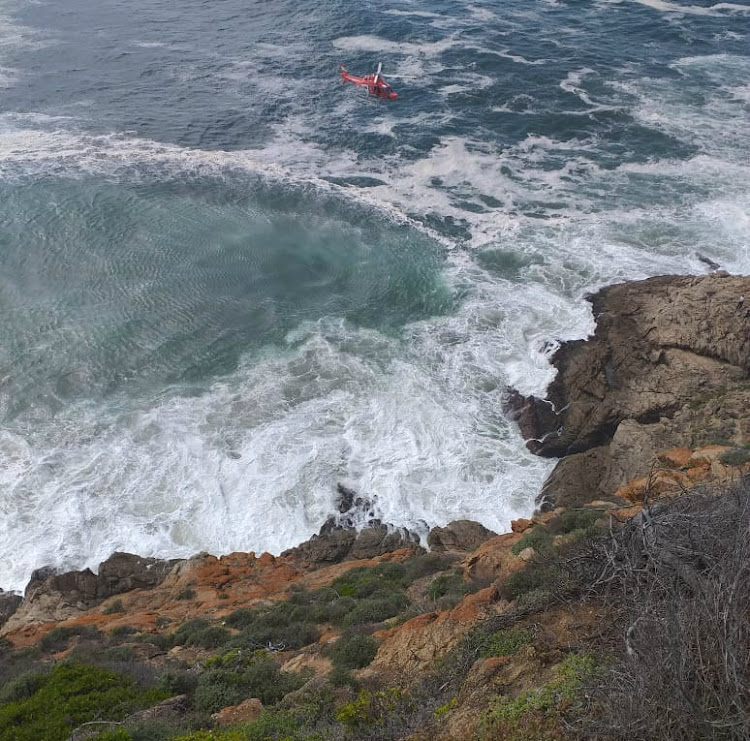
top-left (0, 0), bottom-right (748, 591)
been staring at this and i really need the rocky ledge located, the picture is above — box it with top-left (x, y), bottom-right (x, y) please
top-left (506, 272), bottom-right (750, 509)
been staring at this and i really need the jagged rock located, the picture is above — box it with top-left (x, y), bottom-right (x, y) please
top-left (0, 590), bottom-right (22, 629)
top-left (505, 274), bottom-right (750, 459)
top-left (96, 552), bottom-right (178, 598)
top-left (211, 698), bottom-right (263, 727)
top-left (285, 523), bottom-right (422, 566)
top-left (427, 520), bottom-right (496, 552)
top-left (283, 485), bottom-right (423, 566)
top-left (129, 694), bottom-right (190, 723)
top-left (506, 274), bottom-right (750, 509)
top-left (335, 483), bottom-right (356, 513)
top-left (510, 518), bottom-right (532, 534)
top-left (2, 552), bottom-right (180, 636)
top-left (349, 524), bottom-right (421, 560)
top-left (3, 567), bottom-right (100, 633)
top-left (283, 528), bottom-right (358, 566)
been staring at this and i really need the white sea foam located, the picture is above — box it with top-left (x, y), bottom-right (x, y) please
top-left (632, 0), bottom-right (750, 15)
top-left (332, 34), bottom-right (461, 58)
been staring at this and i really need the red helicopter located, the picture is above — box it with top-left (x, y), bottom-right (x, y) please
top-left (340, 62), bottom-right (398, 100)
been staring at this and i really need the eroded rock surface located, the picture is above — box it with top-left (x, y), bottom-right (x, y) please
top-left (506, 273), bottom-right (750, 508)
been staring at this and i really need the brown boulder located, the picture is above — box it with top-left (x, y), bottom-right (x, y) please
top-left (284, 523), bottom-right (422, 567)
top-left (211, 698), bottom-right (263, 727)
top-left (427, 520), bottom-right (496, 553)
top-left (96, 552), bottom-right (178, 598)
top-left (464, 532), bottom-right (525, 584)
top-left (0, 591), bottom-right (22, 629)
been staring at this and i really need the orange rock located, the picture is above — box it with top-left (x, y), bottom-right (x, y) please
top-left (689, 445), bottom-right (733, 464)
top-left (511, 518), bottom-right (532, 534)
top-left (605, 504), bottom-right (642, 520)
top-left (656, 447), bottom-right (693, 468)
top-left (616, 469), bottom-right (689, 503)
top-left (211, 698), bottom-right (263, 726)
top-left (464, 532), bottom-right (524, 583)
top-left (281, 653), bottom-right (332, 677)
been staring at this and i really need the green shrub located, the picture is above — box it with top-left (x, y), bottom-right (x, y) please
top-left (91, 730), bottom-right (131, 741)
top-left (102, 599), bottom-right (125, 615)
top-left (427, 570), bottom-right (471, 601)
top-left (109, 625), bottom-right (138, 641)
top-left (480, 653), bottom-right (596, 740)
top-left (102, 646), bottom-right (136, 663)
top-left (155, 669), bottom-right (198, 697)
top-left (339, 593), bottom-right (409, 627)
top-left (184, 626), bottom-right (230, 649)
top-left (176, 588), bottom-right (196, 601)
top-left (402, 552), bottom-right (458, 581)
top-left (0, 662), bottom-right (168, 741)
top-left (335, 687), bottom-right (406, 730)
top-left (193, 676), bottom-right (245, 716)
top-left (720, 448), bottom-right (750, 466)
top-left (511, 528), bottom-right (553, 557)
top-left (168, 709), bottom-right (325, 740)
top-left (193, 651), bottom-right (306, 714)
top-left (502, 565), bottom-right (560, 600)
top-left (325, 633), bottom-right (378, 671)
top-left (331, 561), bottom-right (410, 598)
top-left (0, 669), bottom-right (47, 704)
top-left (171, 618), bottom-right (211, 646)
top-left (481, 629), bottom-right (533, 658)
top-left (39, 625), bottom-right (103, 653)
top-left (557, 508), bottom-right (604, 535)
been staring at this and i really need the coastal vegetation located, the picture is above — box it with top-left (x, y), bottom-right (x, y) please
top-left (0, 481), bottom-right (746, 741)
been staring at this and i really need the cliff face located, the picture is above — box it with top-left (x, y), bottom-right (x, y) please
top-left (0, 273), bottom-right (748, 741)
top-left (506, 272), bottom-right (750, 508)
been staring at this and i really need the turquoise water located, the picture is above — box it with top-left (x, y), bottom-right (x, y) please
top-left (0, 0), bottom-right (748, 590)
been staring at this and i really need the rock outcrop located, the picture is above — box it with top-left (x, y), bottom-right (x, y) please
top-left (1, 552), bottom-right (179, 636)
top-left (427, 520), bottom-right (496, 553)
top-left (506, 273), bottom-right (750, 509)
top-left (282, 485), bottom-right (423, 566)
top-left (0, 590), bottom-right (22, 630)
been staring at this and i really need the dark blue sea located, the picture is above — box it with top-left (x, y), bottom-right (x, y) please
top-left (0, 0), bottom-right (748, 590)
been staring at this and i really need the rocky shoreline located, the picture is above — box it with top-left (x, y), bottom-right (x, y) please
top-left (1, 272), bottom-right (748, 741)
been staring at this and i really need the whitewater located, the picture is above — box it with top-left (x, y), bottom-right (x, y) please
top-left (0, 0), bottom-right (748, 591)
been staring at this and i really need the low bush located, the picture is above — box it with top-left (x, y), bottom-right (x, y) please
top-left (0, 669), bottom-right (47, 704)
top-left (576, 483), bottom-right (750, 741)
top-left (480, 652), bottom-right (597, 741)
top-left (720, 447), bottom-right (750, 466)
top-left (335, 687), bottom-right (409, 731)
top-left (502, 565), bottom-right (561, 601)
top-left (556, 508), bottom-right (604, 535)
top-left (193, 650), bottom-right (306, 714)
top-left (426, 570), bottom-right (472, 602)
top-left (480, 628), bottom-right (533, 658)
top-left (510, 528), bottom-right (553, 557)
top-left (325, 633), bottom-right (377, 671)
top-left (108, 625), bottom-right (138, 642)
top-left (39, 624), bottom-right (103, 653)
top-left (102, 599), bottom-right (125, 615)
top-left (154, 669), bottom-right (199, 697)
top-left (0, 662), bottom-right (168, 741)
